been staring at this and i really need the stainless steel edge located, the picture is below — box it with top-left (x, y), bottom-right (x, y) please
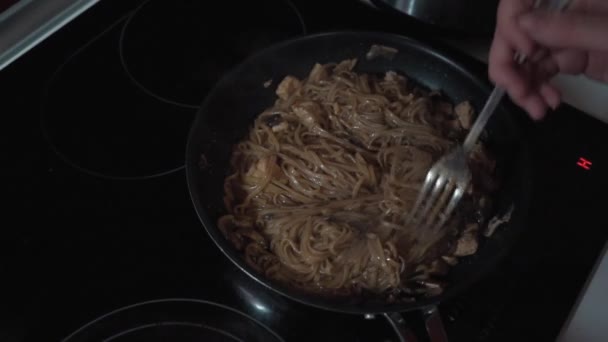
top-left (383, 312), bottom-right (420, 342)
top-left (0, 0), bottom-right (100, 71)
top-left (557, 243), bottom-right (608, 342)
top-left (422, 306), bottom-right (449, 342)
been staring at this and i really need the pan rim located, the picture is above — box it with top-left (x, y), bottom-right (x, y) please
top-left (186, 30), bottom-right (533, 315)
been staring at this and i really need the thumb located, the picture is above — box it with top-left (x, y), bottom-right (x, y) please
top-left (519, 10), bottom-right (608, 51)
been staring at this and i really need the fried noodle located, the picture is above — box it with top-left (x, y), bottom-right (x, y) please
top-left (217, 59), bottom-right (493, 299)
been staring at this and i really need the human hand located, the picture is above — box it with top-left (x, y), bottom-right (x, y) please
top-left (489, 0), bottom-right (608, 120)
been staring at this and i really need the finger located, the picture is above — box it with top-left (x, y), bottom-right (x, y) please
top-left (525, 56), bottom-right (559, 85)
top-left (500, 63), bottom-right (547, 119)
top-left (539, 82), bottom-right (561, 110)
top-left (507, 63), bottom-right (549, 117)
top-left (519, 10), bottom-right (608, 51)
top-left (489, 33), bottom-right (529, 98)
top-left (496, 28), bottom-right (537, 59)
top-left (551, 49), bottom-right (588, 74)
top-left (530, 48), bottom-right (549, 63)
top-left (520, 93), bottom-right (548, 120)
top-left (536, 56), bottom-right (560, 78)
top-left (496, 0), bottom-right (537, 56)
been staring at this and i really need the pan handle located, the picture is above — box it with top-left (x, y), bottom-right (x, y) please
top-left (382, 306), bottom-right (448, 342)
top-left (422, 306), bottom-right (449, 342)
top-left (382, 312), bottom-right (419, 342)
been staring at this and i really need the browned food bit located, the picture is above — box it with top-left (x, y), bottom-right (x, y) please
top-left (334, 58), bottom-right (357, 72)
top-left (292, 101), bottom-right (327, 129)
top-left (442, 256), bottom-right (459, 266)
top-left (271, 121), bottom-right (289, 133)
top-left (428, 96), bottom-right (462, 137)
top-left (246, 157), bottom-right (281, 181)
top-left (276, 75), bottom-right (301, 100)
top-left (366, 44), bottom-right (399, 60)
top-left (484, 204), bottom-right (514, 237)
top-left (308, 63), bottom-right (329, 83)
top-left (455, 101), bottom-right (474, 130)
top-left (453, 231), bottom-right (479, 257)
top-left (384, 71), bottom-right (406, 83)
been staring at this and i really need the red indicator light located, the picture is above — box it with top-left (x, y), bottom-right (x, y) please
top-left (577, 157), bottom-right (592, 170)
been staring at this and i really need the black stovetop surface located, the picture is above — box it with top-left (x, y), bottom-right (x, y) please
top-left (2, 0), bottom-right (607, 341)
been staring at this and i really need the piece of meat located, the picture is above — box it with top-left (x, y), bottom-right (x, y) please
top-left (455, 101), bottom-right (474, 130)
top-left (293, 101), bottom-right (326, 129)
top-left (276, 76), bottom-right (301, 100)
top-left (366, 44), bottom-right (399, 60)
top-left (442, 256), bottom-right (458, 266)
top-left (247, 156), bottom-right (281, 180)
top-left (308, 63), bottom-right (329, 83)
top-left (334, 59), bottom-right (357, 72)
top-left (384, 70), bottom-right (408, 84)
top-left (272, 122), bottom-right (289, 132)
top-left (453, 232), bottom-right (478, 257)
top-left (384, 71), bottom-right (398, 82)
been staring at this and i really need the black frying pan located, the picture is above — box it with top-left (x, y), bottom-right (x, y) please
top-left (186, 31), bottom-right (532, 342)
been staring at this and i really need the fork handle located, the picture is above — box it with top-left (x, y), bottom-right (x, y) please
top-left (463, 86), bottom-right (506, 154)
top-left (463, 0), bottom-right (572, 154)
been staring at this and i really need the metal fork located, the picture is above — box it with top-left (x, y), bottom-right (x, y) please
top-left (408, 0), bottom-right (572, 233)
top-left (407, 87), bottom-right (502, 233)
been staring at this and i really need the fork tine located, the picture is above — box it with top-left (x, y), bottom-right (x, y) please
top-left (425, 179), bottom-right (455, 227)
top-left (431, 183), bottom-right (467, 232)
top-left (415, 182), bottom-right (458, 248)
top-left (416, 174), bottom-right (448, 225)
top-left (408, 168), bottom-right (438, 224)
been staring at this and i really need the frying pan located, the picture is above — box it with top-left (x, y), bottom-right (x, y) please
top-left (186, 31), bottom-right (532, 342)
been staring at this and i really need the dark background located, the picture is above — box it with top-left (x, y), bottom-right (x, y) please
top-left (1, 0), bottom-right (607, 341)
